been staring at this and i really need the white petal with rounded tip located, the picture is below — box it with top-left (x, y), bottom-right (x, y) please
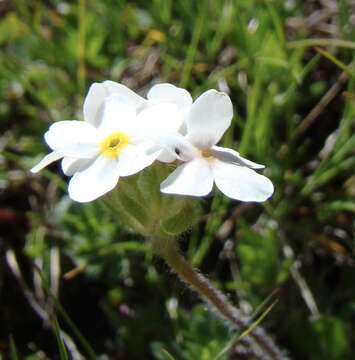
top-left (30, 151), bottom-right (62, 173)
top-left (212, 160), bottom-right (274, 202)
top-left (186, 89), bottom-right (233, 149)
top-left (103, 81), bottom-right (146, 110)
top-left (157, 150), bottom-right (176, 163)
top-left (136, 103), bottom-right (184, 135)
top-left (160, 159), bottom-right (214, 196)
top-left (98, 94), bottom-right (137, 134)
top-left (61, 157), bottom-right (93, 176)
top-left (44, 121), bottom-right (99, 158)
top-left (211, 146), bottom-right (265, 169)
top-left (68, 156), bottom-right (120, 202)
top-left (147, 83), bottom-right (193, 109)
top-left (116, 144), bottom-right (159, 177)
top-left (83, 83), bottom-right (107, 126)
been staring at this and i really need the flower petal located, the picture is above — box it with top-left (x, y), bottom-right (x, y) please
top-left (210, 146), bottom-right (265, 169)
top-left (136, 103), bottom-right (184, 135)
top-left (102, 81), bottom-right (146, 110)
top-left (83, 82), bottom-right (146, 127)
top-left (61, 157), bottom-right (93, 176)
top-left (157, 151), bottom-right (176, 163)
top-left (212, 160), bottom-right (274, 202)
top-left (160, 159), bottom-right (213, 197)
top-left (154, 133), bottom-right (200, 162)
top-left (98, 94), bottom-right (137, 134)
top-left (147, 83), bottom-right (192, 109)
top-left (68, 155), bottom-right (120, 202)
top-left (186, 90), bottom-right (233, 149)
top-left (44, 121), bottom-right (99, 158)
top-left (31, 151), bottom-right (62, 173)
top-left (116, 143), bottom-right (159, 177)
top-left (83, 83), bottom-right (107, 126)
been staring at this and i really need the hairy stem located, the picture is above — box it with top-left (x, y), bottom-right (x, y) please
top-left (151, 238), bottom-right (287, 360)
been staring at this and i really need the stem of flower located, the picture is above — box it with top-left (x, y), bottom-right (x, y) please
top-left (151, 237), bottom-right (287, 360)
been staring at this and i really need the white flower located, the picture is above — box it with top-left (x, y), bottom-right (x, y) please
top-left (89, 81), bottom-right (192, 162)
top-left (32, 94), bottom-right (183, 202)
top-left (160, 90), bottom-right (274, 202)
top-left (31, 81), bottom-right (190, 174)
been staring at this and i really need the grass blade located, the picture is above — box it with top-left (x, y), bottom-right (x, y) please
top-left (9, 335), bottom-right (19, 360)
top-left (52, 316), bottom-right (69, 360)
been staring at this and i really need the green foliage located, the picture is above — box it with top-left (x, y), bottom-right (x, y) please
top-left (312, 316), bottom-right (350, 359)
top-left (1, 0), bottom-right (354, 359)
top-left (236, 223), bottom-right (284, 295)
top-left (151, 306), bottom-right (229, 360)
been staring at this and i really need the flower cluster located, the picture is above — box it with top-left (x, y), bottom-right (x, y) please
top-left (31, 81), bottom-right (274, 203)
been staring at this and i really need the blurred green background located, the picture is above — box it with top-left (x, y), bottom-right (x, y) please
top-left (0, 0), bottom-right (354, 359)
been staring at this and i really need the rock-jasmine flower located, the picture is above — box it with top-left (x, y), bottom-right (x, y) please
top-left (32, 94), bottom-right (183, 202)
top-left (31, 81), bottom-right (190, 174)
top-left (160, 89), bottom-right (274, 202)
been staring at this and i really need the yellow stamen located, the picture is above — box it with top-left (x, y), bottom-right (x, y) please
top-left (100, 132), bottom-right (130, 159)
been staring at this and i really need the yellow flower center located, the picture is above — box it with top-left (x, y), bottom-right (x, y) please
top-left (201, 149), bottom-right (212, 158)
top-left (100, 132), bottom-right (130, 159)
